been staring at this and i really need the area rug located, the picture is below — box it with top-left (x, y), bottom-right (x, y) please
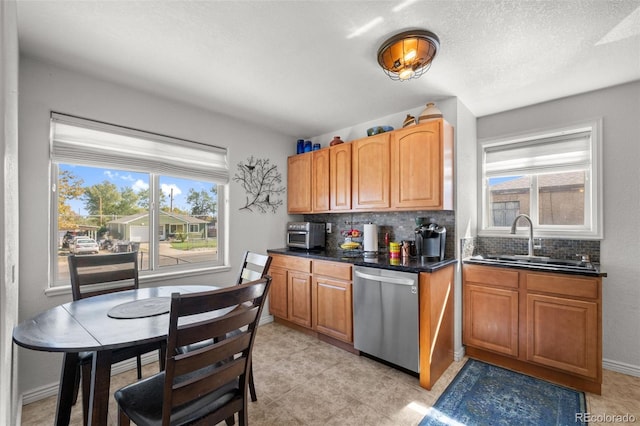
top-left (419, 359), bottom-right (587, 426)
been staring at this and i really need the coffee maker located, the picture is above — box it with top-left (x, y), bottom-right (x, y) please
top-left (414, 219), bottom-right (446, 261)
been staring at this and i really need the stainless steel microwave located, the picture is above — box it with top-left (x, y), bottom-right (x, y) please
top-left (286, 222), bottom-right (325, 250)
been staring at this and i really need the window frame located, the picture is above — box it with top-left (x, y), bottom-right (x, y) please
top-left (48, 114), bottom-right (229, 289)
top-left (477, 119), bottom-right (603, 239)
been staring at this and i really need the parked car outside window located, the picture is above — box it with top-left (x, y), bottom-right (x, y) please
top-left (69, 237), bottom-right (99, 255)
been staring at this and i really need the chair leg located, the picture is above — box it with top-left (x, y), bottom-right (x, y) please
top-left (118, 407), bottom-right (131, 426)
top-left (72, 364), bottom-right (81, 405)
top-left (224, 415), bottom-right (235, 426)
top-left (248, 366), bottom-right (257, 402)
top-left (136, 355), bottom-right (142, 380)
top-left (159, 341), bottom-right (167, 371)
top-left (81, 363), bottom-right (92, 426)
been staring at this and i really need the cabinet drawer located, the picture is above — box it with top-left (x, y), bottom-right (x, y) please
top-left (271, 255), bottom-right (311, 273)
top-left (313, 260), bottom-right (352, 281)
top-left (525, 272), bottom-right (599, 299)
top-left (463, 264), bottom-right (519, 289)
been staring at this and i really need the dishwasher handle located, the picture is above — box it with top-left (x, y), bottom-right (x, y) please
top-left (354, 270), bottom-right (415, 286)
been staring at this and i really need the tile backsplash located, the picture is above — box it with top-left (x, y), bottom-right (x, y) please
top-left (304, 210), bottom-right (455, 259)
top-left (300, 211), bottom-right (599, 263)
top-left (474, 236), bottom-right (601, 263)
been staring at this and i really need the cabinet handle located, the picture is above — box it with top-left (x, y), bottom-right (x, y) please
top-left (318, 283), bottom-right (345, 291)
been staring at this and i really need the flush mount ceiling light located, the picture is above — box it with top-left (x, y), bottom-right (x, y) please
top-left (377, 29), bottom-right (440, 81)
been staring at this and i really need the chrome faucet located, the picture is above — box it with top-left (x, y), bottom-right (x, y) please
top-left (510, 214), bottom-right (535, 257)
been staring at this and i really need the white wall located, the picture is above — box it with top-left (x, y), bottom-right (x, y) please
top-left (17, 55), bottom-right (293, 396)
top-left (477, 81), bottom-right (640, 375)
top-left (451, 99), bottom-right (477, 360)
top-left (1, 1), bottom-right (20, 423)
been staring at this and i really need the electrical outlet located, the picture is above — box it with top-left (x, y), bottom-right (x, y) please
top-left (325, 223), bottom-right (332, 234)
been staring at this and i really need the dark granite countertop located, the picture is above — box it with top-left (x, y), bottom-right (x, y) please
top-left (462, 256), bottom-right (606, 277)
top-left (267, 248), bottom-right (458, 273)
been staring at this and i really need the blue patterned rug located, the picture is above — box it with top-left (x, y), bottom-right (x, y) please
top-left (419, 359), bottom-right (587, 426)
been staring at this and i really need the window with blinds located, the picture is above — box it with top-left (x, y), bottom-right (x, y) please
top-left (50, 113), bottom-right (228, 287)
top-left (479, 120), bottom-right (602, 238)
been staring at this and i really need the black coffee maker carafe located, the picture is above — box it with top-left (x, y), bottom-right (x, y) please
top-left (414, 218), bottom-right (446, 261)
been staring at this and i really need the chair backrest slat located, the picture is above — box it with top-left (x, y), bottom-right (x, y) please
top-left (176, 307), bottom-right (258, 349)
top-left (161, 277), bottom-right (271, 425)
top-left (236, 251), bottom-right (272, 284)
top-left (68, 252), bottom-right (139, 300)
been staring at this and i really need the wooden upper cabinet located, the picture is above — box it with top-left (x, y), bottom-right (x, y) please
top-left (312, 149), bottom-right (330, 212)
top-left (391, 119), bottom-right (454, 210)
top-left (287, 153), bottom-right (312, 213)
top-left (351, 133), bottom-right (390, 210)
top-left (330, 143), bottom-right (351, 211)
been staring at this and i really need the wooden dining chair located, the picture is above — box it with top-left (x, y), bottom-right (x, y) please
top-left (68, 252), bottom-right (166, 425)
top-left (114, 276), bottom-right (272, 426)
top-left (176, 250), bottom-right (272, 402)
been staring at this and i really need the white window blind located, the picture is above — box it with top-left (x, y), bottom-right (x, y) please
top-left (484, 131), bottom-right (591, 176)
top-left (50, 113), bottom-right (228, 182)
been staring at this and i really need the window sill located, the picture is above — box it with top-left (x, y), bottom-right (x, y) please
top-left (45, 264), bottom-right (233, 297)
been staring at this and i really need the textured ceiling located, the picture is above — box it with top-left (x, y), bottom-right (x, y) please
top-left (15, 0), bottom-right (640, 138)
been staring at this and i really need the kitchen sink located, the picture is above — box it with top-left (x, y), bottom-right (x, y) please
top-left (466, 254), bottom-right (601, 274)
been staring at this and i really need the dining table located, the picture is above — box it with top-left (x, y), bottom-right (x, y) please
top-left (13, 285), bottom-right (222, 426)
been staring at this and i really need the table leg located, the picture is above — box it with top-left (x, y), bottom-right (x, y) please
top-left (88, 350), bottom-right (112, 426)
top-left (55, 352), bottom-right (79, 426)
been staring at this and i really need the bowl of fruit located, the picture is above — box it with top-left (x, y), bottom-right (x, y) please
top-left (340, 229), bottom-right (362, 251)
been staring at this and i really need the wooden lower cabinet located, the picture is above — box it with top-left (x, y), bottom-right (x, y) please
top-left (419, 266), bottom-right (455, 390)
top-left (268, 255), bottom-right (311, 324)
top-left (268, 266), bottom-right (288, 319)
top-left (464, 283), bottom-right (519, 357)
top-left (462, 263), bottom-right (602, 394)
top-left (268, 255), bottom-right (353, 343)
top-left (313, 260), bottom-right (353, 343)
top-left (288, 271), bottom-right (312, 328)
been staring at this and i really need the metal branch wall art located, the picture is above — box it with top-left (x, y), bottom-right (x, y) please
top-left (233, 156), bottom-right (285, 213)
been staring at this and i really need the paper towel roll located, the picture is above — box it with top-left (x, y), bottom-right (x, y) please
top-left (363, 223), bottom-right (378, 253)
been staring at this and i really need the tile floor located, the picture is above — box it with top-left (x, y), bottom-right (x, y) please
top-left (20, 321), bottom-right (640, 425)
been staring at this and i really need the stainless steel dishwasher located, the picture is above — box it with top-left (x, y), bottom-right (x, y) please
top-left (352, 266), bottom-right (419, 373)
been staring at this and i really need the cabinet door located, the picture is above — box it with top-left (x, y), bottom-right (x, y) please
top-left (352, 133), bottom-right (390, 210)
top-left (268, 267), bottom-right (288, 319)
top-left (312, 149), bottom-right (330, 212)
top-left (463, 283), bottom-right (519, 356)
top-left (287, 153), bottom-right (312, 213)
top-left (330, 143), bottom-right (351, 211)
top-left (391, 121), bottom-right (442, 209)
top-left (288, 272), bottom-right (312, 327)
top-left (313, 276), bottom-right (353, 343)
top-left (526, 293), bottom-right (599, 379)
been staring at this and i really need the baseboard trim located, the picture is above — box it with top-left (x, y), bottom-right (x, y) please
top-left (603, 358), bottom-right (640, 378)
top-left (454, 347), bottom-right (466, 362)
top-left (21, 314), bottom-right (276, 405)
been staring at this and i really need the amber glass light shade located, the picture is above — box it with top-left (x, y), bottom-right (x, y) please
top-left (377, 30), bottom-right (440, 81)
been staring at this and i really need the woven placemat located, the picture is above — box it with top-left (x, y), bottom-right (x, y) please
top-left (107, 297), bottom-right (171, 319)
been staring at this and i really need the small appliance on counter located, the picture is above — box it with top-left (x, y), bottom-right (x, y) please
top-left (286, 222), bottom-right (325, 250)
top-left (363, 223), bottom-right (378, 254)
top-left (414, 218), bottom-right (446, 261)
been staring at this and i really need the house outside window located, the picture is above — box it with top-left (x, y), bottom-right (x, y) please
top-left (50, 113), bottom-right (228, 287)
top-left (478, 119), bottom-right (602, 239)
